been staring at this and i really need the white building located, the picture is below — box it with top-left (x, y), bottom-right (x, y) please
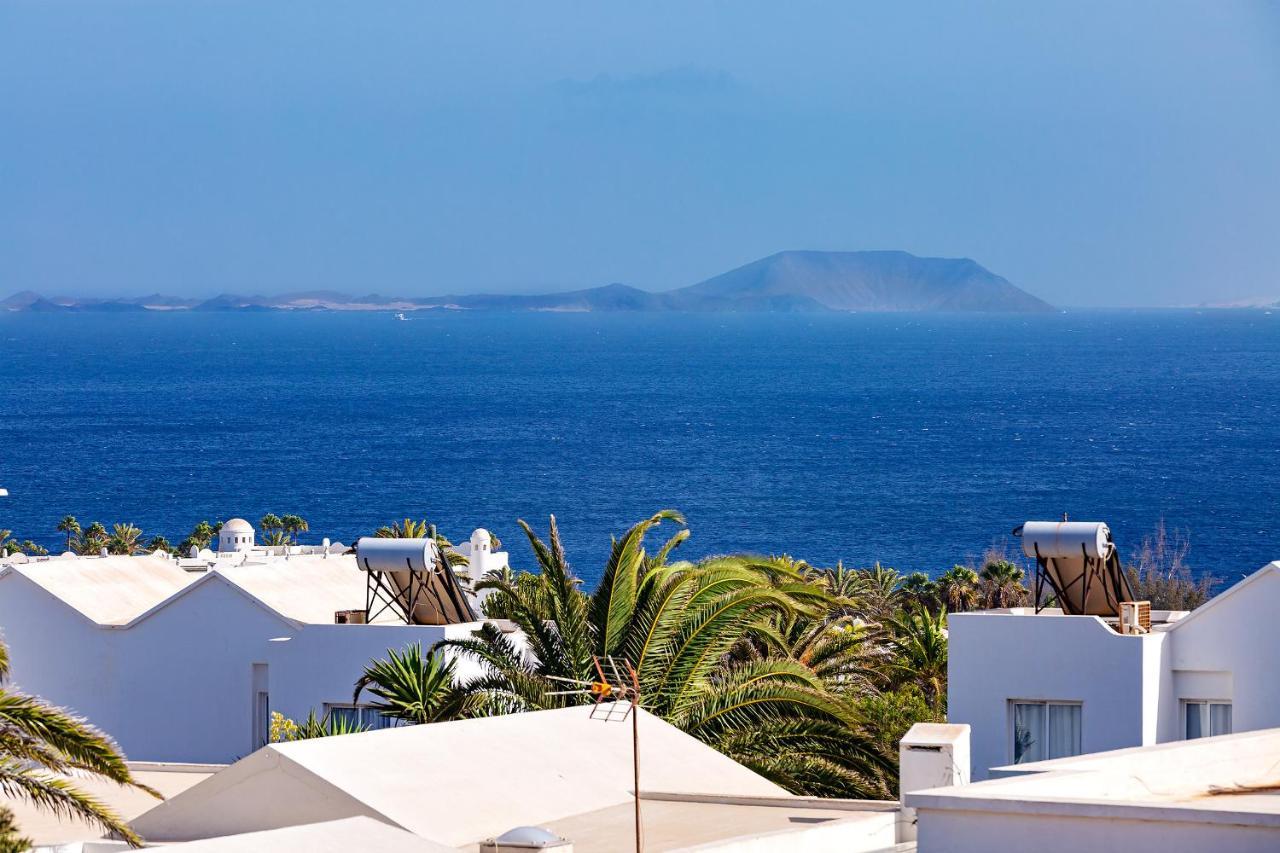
top-left (949, 560), bottom-right (1280, 780)
top-left (0, 525), bottom-right (511, 764)
top-left (130, 707), bottom-right (902, 852)
top-left (908, 726), bottom-right (1280, 853)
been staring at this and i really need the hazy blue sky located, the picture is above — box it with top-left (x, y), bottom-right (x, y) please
top-left (2, 2), bottom-right (1277, 306)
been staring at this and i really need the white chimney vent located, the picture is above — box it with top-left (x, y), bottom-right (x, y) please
top-left (898, 722), bottom-right (970, 843)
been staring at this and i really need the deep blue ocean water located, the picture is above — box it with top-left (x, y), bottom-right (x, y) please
top-left (1, 310), bottom-right (1276, 587)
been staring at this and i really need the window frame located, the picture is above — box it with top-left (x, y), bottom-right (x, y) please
top-left (1182, 699), bottom-right (1232, 740)
top-left (1008, 699), bottom-right (1083, 765)
top-left (322, 702), bottom-right (402, 731)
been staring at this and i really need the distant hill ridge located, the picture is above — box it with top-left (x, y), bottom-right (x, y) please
top-left (1, 250), bottom-right (1054, 313)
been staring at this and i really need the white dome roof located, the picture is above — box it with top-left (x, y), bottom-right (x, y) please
top-left (222, 518), bottom-right (254, 532)
top-left (471, 528), bottom-right (491, 543)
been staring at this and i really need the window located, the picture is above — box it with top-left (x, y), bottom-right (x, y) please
top-left (1011, 701), bottom-right (1081, 764)
top-left (1184, 701), bottom-right (1231, 739)
top-left (323, 704), bottom-right (401, 731)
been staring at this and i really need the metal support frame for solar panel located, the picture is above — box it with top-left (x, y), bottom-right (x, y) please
top-left (363, 560), bottom-right (422, 624)
top-left (1032, 542), bottom-right (1134, 617)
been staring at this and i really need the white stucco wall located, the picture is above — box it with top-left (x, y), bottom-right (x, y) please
top-left (0, 570), bottom-right (502, 764)
top-left (947, 611), bottom-right (1165, 780)
top-left (263, 621), bottom-right (491, 730)
top-left (1162, 567), bottom-right (1280, 742)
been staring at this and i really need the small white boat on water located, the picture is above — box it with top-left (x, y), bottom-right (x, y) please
top-left (394, 312), bottom-right (407, 321)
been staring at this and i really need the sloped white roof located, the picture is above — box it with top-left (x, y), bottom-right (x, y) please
top-left (133, 707), bottom-right (789, 847)
top-left (1165, 560), bottom-right (1280, 633)
top-left (0, 555), bottom-right (196, 625)
top-left (211, 554), bottom-right (382, 625)
top-left (155, 817), bottom-right (455, 852)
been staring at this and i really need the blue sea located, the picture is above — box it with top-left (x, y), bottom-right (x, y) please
top-left (1, 310), bottom-right (1276, 587)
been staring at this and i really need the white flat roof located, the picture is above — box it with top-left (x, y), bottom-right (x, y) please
top-left (465, 793), bottom-right (898, 853)
top-left (908, 726), bottom-right (1280, 828)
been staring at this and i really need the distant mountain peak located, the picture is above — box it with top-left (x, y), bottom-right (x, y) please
top-left (681, 250), bottom-right (1053, 312)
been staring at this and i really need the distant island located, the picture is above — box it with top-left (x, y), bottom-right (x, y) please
top-left (1, 250), bottom-right (1054, 314)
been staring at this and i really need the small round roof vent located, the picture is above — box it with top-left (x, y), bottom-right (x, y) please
top-left (480, 825), bottom-right (572, 851)
top-left (498, 827), bottom-right (560, 844)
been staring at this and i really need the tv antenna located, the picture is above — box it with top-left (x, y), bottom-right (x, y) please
top-left (548, 656), bottom-right (643, 853)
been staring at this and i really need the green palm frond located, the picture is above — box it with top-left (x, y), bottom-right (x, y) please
top-left (0, 761), bottom-right (144, 846)
top-left (591, 510), bottom-right (684, 658)
top-left (423, 509), bottom-right (934, 799)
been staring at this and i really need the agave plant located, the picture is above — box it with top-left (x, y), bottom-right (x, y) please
top-left (434, 511), bottom-right (892, 798)
top-left (0, 640), bottom-right (158, 846)
top-left (288, 710), bottom-right (368, 740)
top-left (353, 643), bottom-right (466, 725)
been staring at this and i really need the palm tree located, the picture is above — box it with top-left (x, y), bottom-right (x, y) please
top-left (353, 643), bottom-right (466, 725)
top-left (108, 524), bottom-right (143, 556)
top-left (936, 566), bottom-right (981, 613)
top-left (900, 572), bottom-right (938, 612)
top-left (280, 515), bottom-right (308, 544)
top-left (435, 511), bottom-right (892, 798)
top-left (847, 563), bottom-right (903, 623)
top-left (178, 521), bottom-right (215, 555)
top-left (0, 805), bottom-right (30, 853)
top-left (886, 607), bottom-right (949, 711)
top-left (375, 518), bottom-right (430, 538)
top-left (0, 533), bottom-right (17, 558)
top-left (979, 560), bottom-right (1028, 609)
top-left (0, 639), bottom-right (158, 846)
top-left (374, 520), bottom-right (466, 569)
top-left (57, 516), bottom-right (80, 553)
top-left (751, 612), bottom-right (881, 695)
top-left (260, 530), bottom-right (291, 548)
top-left (146, 535), bottom-right (173, 555)
top-left (73, 522), bottom-right (109, 556)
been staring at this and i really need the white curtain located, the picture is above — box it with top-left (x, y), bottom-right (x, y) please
top-left (1047, 704), bottom-right (1081, 758)
top-left (1013, 703), bottom-right (1046, 764)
